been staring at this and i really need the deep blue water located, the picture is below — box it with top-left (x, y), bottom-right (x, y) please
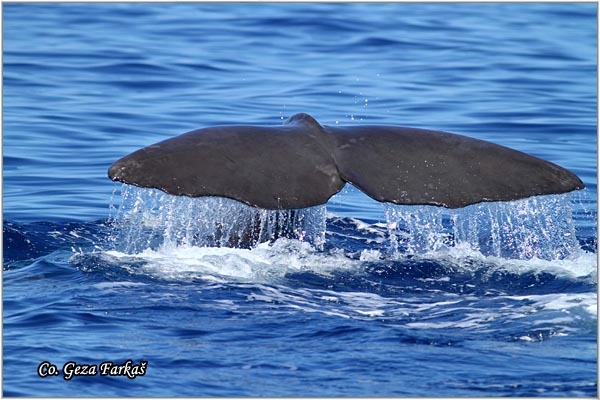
top-left (3, 3), bottom-right (598, 397)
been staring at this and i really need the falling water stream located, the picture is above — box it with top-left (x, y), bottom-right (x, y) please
top-left (384, 194), bottom-right (580, 260)
top-left (108, 186), bottom-right (327, 253)
top-left (109, 185), bottom-right (583, 262)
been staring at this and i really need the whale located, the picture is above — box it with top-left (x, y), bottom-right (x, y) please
top-left (108, 113), bottom-right (584, 210)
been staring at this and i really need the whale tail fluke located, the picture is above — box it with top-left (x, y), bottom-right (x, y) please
top-left (108, 113), bottom-right (584, 210)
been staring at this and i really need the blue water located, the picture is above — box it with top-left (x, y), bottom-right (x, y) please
top-left (3, 3), bottom-right (598, 397)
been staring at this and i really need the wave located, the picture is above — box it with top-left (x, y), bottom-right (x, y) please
top-left (70, 241), bottom-right (597, 342)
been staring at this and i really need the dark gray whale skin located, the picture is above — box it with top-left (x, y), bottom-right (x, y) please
top-left (108, 113), bottom-right (584, 210)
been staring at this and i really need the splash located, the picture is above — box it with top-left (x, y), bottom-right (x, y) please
top-left (108, 184), bottom-right (591, 262)
top-left (384, 193), bottom-right (582, 260)
top-left (108, 185), bottom-right (326, 253)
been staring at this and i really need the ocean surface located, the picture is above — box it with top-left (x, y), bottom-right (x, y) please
top-left (2, 3), bottom-right (598, 397)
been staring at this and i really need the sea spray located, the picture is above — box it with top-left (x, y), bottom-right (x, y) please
top-left (108, 185), bottom-right (326, 253)
top-left (384, 193), bottom-right (580, 260)
top-left (110, 185), bottom-right (585, 261)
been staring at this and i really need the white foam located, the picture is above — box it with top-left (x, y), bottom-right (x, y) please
top-left (403, 240), bottom-right (597, 281)
top-left (94, 243), bottom-right (597, 337)
top-left (93, 281), bottom-right (148, 290)
top-left (101, 227), bottom-right (595, 296)
top-left (404, 291), bottom-right (597, 332)
top-left (103, 238), bottom-right (361, 282)
top-left (359, 249), bottom-right (383, 261)
top-left (507, 292), bottom-right (598, 317)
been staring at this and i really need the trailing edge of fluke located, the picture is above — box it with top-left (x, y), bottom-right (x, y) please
top-left (108, 113), bottom-right (584, 210)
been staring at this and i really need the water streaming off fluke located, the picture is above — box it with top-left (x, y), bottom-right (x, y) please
top-left (108, 186), bottom-right (327, 253)
top-left (109, 185), bottom-right (582, 261)
top-left (384, 193), bottom-right (580, 260)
